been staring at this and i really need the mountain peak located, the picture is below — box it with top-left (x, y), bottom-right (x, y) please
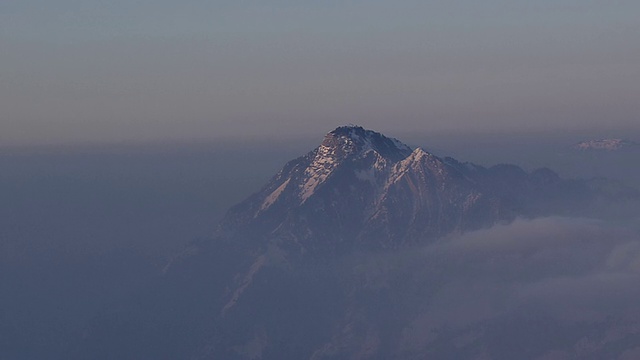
top-left (297, 126), bottom-right (410, 203)
top-left (409, 146), bottom-right (430, 158)
top-left (320, 125), bottom-right (412, 162)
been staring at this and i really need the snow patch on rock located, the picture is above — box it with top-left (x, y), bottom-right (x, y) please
top-left (260, 178), bottom-right (290, 211)
top-left (300, 144), bottom-right (341, 203)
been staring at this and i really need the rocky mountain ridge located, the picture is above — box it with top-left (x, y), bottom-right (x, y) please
top-left (218, 126), bottom-right (589, 253)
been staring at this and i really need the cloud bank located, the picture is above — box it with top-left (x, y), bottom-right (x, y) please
top-left (350, 217), bottom-right (640, 358)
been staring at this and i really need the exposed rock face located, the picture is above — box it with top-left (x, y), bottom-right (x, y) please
top-left (219, 126), bottom-right (588, 253)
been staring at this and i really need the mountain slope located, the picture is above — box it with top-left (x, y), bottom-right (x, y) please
top-left (76, 126), bottom-right (630, 360)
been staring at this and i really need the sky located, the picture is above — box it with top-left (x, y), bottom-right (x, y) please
top-left (1, 1), bottom-right (639, 146)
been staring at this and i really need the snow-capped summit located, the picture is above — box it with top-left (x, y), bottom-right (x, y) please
top-left (573, 138), bottom-right (639, 151)
top-left (298, 126), bottom-right (412, 202)
top-left (321, 125), bottom-right (412, 162)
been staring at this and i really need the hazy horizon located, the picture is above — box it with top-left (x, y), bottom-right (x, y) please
top-left (2, 1), bottom-right (639, 146)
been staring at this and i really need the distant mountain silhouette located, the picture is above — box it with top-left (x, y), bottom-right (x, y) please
top-left (573, 138), bottom-right (640, 151)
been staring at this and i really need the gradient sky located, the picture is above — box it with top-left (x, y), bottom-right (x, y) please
top-left (1, 1), bottom-right (639, 145)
